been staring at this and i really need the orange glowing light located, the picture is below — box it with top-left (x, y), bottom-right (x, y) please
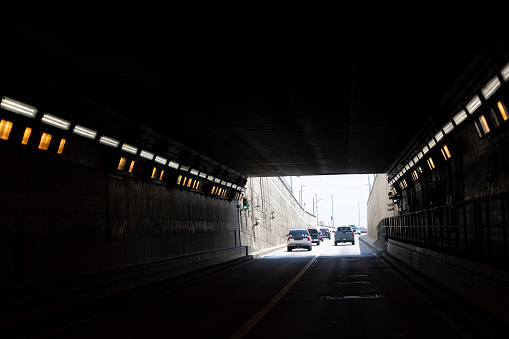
top-left (38, 133), bottom-right (52, 150)
top-left (0, 119), bottom-right (13, 140)
top-left (57, 138), bottom-right (66, 154)
top-left (22, 127), bottom-right (32, 145)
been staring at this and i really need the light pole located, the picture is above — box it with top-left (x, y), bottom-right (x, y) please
top-left (315, 194), bottom-right (324, 223)
top-left (331, 194), bottom-right (335, 228)
top-left (299, 185), bottom-right (305, 206)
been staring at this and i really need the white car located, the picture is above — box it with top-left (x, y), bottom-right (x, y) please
top-left (287, 229), bottom-right (312, 251)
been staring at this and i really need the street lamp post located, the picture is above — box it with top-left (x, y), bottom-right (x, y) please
top-left (315, 194), bottom-right (324, 223)
top-left (331, 194), bottom-right (335, 228)
top-left (299, 185), bottom-right (305, 206)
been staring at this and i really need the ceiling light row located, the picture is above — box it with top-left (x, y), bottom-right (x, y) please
top-left (389, 59), bottom-right (509, 188)
top-left (1, 95), bottom-right (245, 191)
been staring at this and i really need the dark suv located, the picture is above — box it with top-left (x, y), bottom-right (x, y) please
top-left (307, 228), bottom-right (321, 245)
top-left (335, 226), bottom-right (355, 245)
top-left (320, 228), bottom-right (331, 239)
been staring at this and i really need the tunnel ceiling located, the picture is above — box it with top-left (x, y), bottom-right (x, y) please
top-left (1, 4), bottom-right (508, 177)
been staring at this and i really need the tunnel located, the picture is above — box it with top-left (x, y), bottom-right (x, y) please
top-left (1, 4), bottom-right (509, 337)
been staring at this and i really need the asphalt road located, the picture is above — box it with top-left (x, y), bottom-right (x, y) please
top-left (41, 236), bottom-right (487, 338)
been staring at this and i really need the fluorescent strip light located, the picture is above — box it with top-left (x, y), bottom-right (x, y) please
top-left (99, 135), bottom-right (119, 148)
top-left (434, 131), bottom-right (444, 142)
top-left (226, 182), bottom-right (233, 187)
top-left (140, 150), bottom-right (154, 160)
top-left (41, 113), bottom-right (70, 130)
top-left (1, 96), bottom-right (38, 118)
top-left (180, 165), bottom-right (189, 172)
top-left (207, 175), bottom-right (215, 181)
top-left (442, 121), bottom-right (454, 134)
top-left (190, 168), bottom-right (199, 175)
top-left (466, 95), bottom-right (481, 114)
top-left (155, 156), bottom-right (167, 165)
top-left (501, 61), bottom-right (509, 82)
top-left (214, 178), bottom-right (221, 183)
top-left (168, 161), bottom-right (179, 169)
top-left (481, 76), bottom-right (501, 99)
top-left (428, 138), bottom-right (436, 149)
top-left (198, 172), bottom-right (207, 178)
top-left (422, 145), bottom-right (429, 154)
top-left (73, 125), bottom-right (97, 139)
top-left (418, 152), bottom-right (423, 159)
top-left (121, 143), bottom-right (138, 154)
top-left (453, 110), bottom-right (468, 125)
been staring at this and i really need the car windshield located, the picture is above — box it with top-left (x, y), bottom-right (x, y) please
top-left (338, 227), bottom-right (351, 231)
top-left (289, 230), bottom-right (308, 236)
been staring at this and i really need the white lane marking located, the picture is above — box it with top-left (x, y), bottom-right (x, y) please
top-left (230, 255), bottom-right (318, 338)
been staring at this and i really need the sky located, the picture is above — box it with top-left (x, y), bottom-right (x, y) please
top-left (281, 174), bottom-right (373, 228)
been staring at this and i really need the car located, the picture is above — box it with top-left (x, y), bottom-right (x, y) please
top-left (318, 231), bottom-right (324, 241)
top-left (360, 226), bottom-right (367, 233)
top-left (307, 228), bottom-right (321, 245)
top-left (335, 226), bottom-right (355, 245)
top-left (320, 228), bottom-right (331, 239)
top-left (287, 229), bottom-right (312, 251)
top-left (351, 225), bottom-right (361, 235)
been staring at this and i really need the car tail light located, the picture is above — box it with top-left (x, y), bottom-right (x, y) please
top-left (352, 232), bottom-right (354, 237)
top-left (308, 237), bottom-right (311, 241)
top-left (287, 237), bottom-right (290, 242)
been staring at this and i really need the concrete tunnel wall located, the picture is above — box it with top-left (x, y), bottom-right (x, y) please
top-left (0, 147), bottom-right (314, 290)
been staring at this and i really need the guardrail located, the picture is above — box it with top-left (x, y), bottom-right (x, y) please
top-left (377, 194), bottom-right (509, 269)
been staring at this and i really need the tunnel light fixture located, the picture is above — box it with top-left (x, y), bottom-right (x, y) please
top-left (427, 157), bottom-right (435, 170)
top-left (128, 160), bottom-right (135, 173)
top-left (422, 145), bottom-right (429, 154)
top-left (466, 95), bottom-right (481, 114)
top-left (198, 172), bottom-right (207, 178)
top-left (417, 152), bottom-right (423, 160)
top-left (99, 136), bottom-right (120, 148)
top-left (21, 127), bottom-right (32, 145)
top-left (118, 157), bottom-right (127, 170)
top-left (168, 161), bottom-right (179, 169)
top-left (479, 115), bottom-right (490, 134)
top-left (497, 101), bottom-right (508, 121)
top-left (121, 143), bottom-right (138, 154)
top-left (180, 165), bottom-right (189, 172)
top-left (214, 178), bottom-right (221, 184)
top-left (207, 175), bottom-right (215, 181)
top-left (226, 182), bottom-right (233, 187)
top-left (442, 121), bottom-right (454, 134)
top-left (140, 150), bottom-right (154, 160)
top-left (0, 119), bottom-right (13, 140)
top-left (441, 145), bottom-right (452, 160)
top-left (502, 61), bottom-right (509, 82)
top-left (481, 76), bottom-right (501, 99)
top-left (154, 155), bottom-right (167, 165)
top-left (41, 113), bottom-right (70, 130)
top-left (159, 170), bottom-right (165, 181)
top-left (73, 125), bottom-right (97, 139)
top-left (453, 110), bottom-right (468, 125)
top-left (1, 96), bottom-right (38, 118)
top-left (190, 168), bottom-right (199, 176)
top-left (38, 133), bottom-right (52, 150)
top-left (428, 138), bottom-right (436, 149)
top-left (434, 130), bottom-right (444, 143)
top-left (57, 138), bottom-right (66, 154)
top-left (151, 167), bottom-right (158, 179)
top-left (413, 155), bottom-right (419, 164)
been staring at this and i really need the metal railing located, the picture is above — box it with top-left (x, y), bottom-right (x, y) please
top-left (377, 193), bottom-right (509, 270)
